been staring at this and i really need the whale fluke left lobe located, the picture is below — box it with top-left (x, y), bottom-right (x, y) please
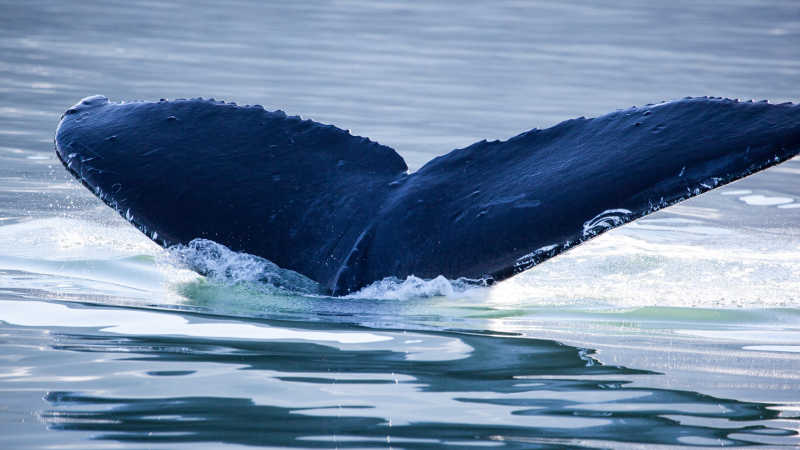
top-left (56, 96), bottom-right (407, 293)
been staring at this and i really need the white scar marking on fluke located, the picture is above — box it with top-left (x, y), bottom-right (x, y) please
top-left (515, 244), bottom-right (559, 268)
top-left (582, 209), bottom-right (633, 238)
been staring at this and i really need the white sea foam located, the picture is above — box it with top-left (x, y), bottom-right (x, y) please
top-left (347, 275), bottom-right (487, 300)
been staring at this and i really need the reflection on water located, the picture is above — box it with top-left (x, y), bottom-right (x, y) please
top-left (0, 309), bottom-right (792, 448)
top-left (41, 390), bottom-right (791, 448)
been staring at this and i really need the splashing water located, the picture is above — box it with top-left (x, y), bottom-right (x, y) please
top-left (346, 275), bottom-right (487, 301)
top-left (165, 239), bottom-right (323, 295)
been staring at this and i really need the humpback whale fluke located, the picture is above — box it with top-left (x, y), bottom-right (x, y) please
top-left (55, 96), bottom-right (800, 294)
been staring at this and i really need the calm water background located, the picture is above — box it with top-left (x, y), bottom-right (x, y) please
top-left (1, 0), bottom-right (800, 448)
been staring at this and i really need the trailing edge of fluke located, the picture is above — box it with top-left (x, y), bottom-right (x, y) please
top-left (55, 95), bottom-right (800, 294)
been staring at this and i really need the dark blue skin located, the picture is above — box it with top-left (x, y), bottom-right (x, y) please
top-left (55, 95), bottom-right (800, 294)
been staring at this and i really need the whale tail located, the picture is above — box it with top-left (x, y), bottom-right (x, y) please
top-left (56, 96), bottom-right (800, 294)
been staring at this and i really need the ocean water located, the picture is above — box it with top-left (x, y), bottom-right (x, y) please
top-left (1, 0), bottom-right (800, 448)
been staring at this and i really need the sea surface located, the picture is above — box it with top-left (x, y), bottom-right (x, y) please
top-left (1, 0), bottom-right (800, 448)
